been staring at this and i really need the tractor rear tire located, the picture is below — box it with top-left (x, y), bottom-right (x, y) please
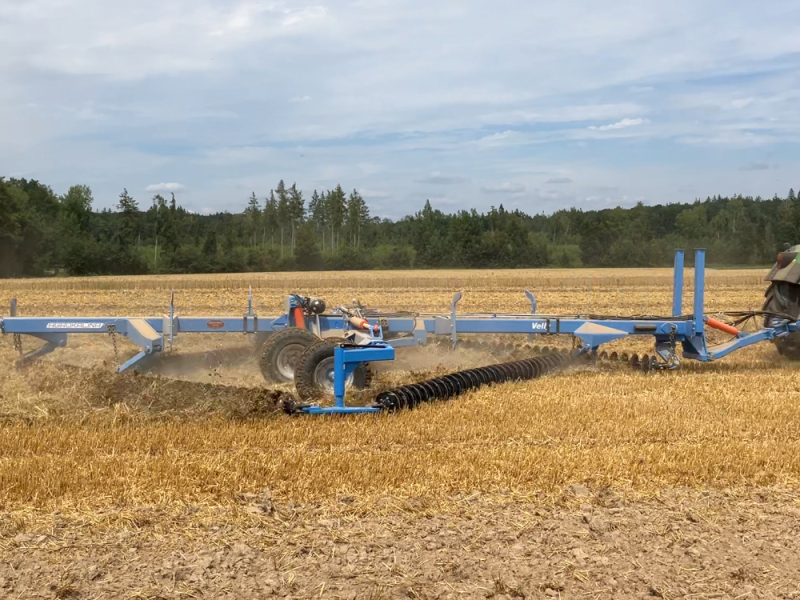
top-left (763, 282), bottom-right (800, 360)
top-left (294, 338), bottom-right (372, 401)
top-left (259, 328), bottom-right (319, 383)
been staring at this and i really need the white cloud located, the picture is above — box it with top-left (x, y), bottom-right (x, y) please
top-left (145, 182), bottom-right (187, 193)
top-left (481, 104), bottom-right (647, 128)
top-left (588, 118), bottom-right (647, 131)
top-left (2, 0), bottom-right (800, 218)
top-left (730, 98), bottom-right (754, 109)
top-left (482, 182), bottom-right (526, 194)
top-left (281, 6), bottom-right (327, 27)
top-left (417, 172), bottom-right (469, 185)
top-left (545, 176), bottom-right (572, 184)
top-left (476, 130), bottom-right (522, 147)
top-left (360, 189), bottom-right (390, 199)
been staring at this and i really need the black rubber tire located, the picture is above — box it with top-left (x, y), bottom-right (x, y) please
top-left (763, 282), bottom-right (800, 359)
top-left (259, 328), bottom-right (319, 383)
top-left (294, 338), bottom-right (372, 401)
top-left (253, 331), bottom-right (275, 351)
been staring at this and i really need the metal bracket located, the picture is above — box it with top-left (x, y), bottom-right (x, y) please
top-left (299, 343), bottom-right (396, 414)
top-left (450, 291), bottom-right (462, 348)
top-left (524, 290), bottom-right (537, 314)
top-left (574, 322), bottom-right (629, 350)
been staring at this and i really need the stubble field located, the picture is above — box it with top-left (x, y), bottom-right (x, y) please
top-left (1, 267), bottom-right (799, 599)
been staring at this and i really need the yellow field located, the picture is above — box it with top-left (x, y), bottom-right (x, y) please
top-left (1, 268), bottom-right (799, 598)
top-left (1, 267), bottom-right (795, 508)
top-left (0, 266), bottom-right (768, 316)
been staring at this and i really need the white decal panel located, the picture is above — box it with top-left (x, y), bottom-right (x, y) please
top-left (46, 322), bottom-right (106, 330)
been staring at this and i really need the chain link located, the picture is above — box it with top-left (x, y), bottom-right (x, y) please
top-left (107, 324), bottom-right (119, 369)
top-left (13, 333), bottom-right (23, 357)
top-left (666, 324), bottom-right (679, 368)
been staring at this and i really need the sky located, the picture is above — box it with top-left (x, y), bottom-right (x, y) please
top-left (1, 0), bottom-right (800, 219)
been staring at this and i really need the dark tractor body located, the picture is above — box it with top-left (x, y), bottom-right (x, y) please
top-left (763, 245), bottom-right (800, 359)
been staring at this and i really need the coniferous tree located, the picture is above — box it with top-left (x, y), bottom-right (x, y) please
top-left (327, 185), bottom-right (347, 253)
top-left (276, 180), bottom-right (290, 258)
top-left (263, 191), bottom-right (279, 249)
top-left (288, 183), bottom-right (305, 254)
top-left (116, 188), bottom-right (140, 247)
top-left (244, 192), bottom-right (261, 247)
top-left (5, 173), bottom-right (800, 276)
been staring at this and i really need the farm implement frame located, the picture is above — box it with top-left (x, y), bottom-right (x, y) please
top-left (2, 249), bottom-right (798, 414)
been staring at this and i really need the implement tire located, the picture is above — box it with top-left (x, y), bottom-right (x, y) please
top-left (294, 338), bottom-right (372, 401)
top-left (253, 331), bottom-right (275, 353)
top-left (259, 328), bottom-right (319, 383)
top-left (763, 282), bottom-right (800, 360)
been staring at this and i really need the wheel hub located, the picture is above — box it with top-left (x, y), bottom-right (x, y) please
top-left (276, 343), bottom-right (306, 380)
top-left (312, 357), bottom-right (354, 392)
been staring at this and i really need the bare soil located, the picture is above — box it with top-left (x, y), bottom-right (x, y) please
top-left (2, 488), bottom-right (799, 599)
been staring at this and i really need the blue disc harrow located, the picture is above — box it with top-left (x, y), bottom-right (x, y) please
top-left (2, 249), bottom-right (796, 414)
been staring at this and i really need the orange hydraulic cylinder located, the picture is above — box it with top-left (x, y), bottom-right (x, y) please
top-left (349, 316), bottom-right (379, 333)
top-left (293, 307), bottom-right (306, 329)
top-left (705, 317), bottom-right (739, 336)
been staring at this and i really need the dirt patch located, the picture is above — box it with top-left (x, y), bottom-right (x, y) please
top-left (1, 488), bottom-right (799, 599)
top-left (2, 362), bottom-right (291, 421)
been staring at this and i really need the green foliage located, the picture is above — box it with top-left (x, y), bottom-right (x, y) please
top-left (295, 223), bottom-right (323, 270)
top-left (551, 244), bottom-right (582, 267)
top-left (373, 244), bottom-right (416, 269)
top-left (2, 176), bottom-right (799, 278)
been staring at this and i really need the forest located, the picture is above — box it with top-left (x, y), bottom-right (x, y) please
top-left (1, 175), bottom-right (798, 277)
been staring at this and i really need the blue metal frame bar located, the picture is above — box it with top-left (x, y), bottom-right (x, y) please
top-left (705, 326), bottom-right (785, 360)
top-left (694, 249), bottom-right (705, 336)
top-left (672, 249), bottom-right (684, 317)
top-left (3, 248), bottom-right (799, 380)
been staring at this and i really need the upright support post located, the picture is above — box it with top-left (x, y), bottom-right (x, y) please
top-left (450, 291), bottom-right (463, 348)
top-left (693, 249), bottom-right (705, 335)
top-left (169, 290), bottom-right (175, 349)
top-left (524, 290), bottom-right (537, 314)
top-left (10, 298), bottom-right (17, 317)
top-left (333, 345), bottom-right (346, 409)
top-left (247, 286), bottom-right (254, 316)
top-left (525, 290), bottom-right (536, 342)
top-left (672, 250), bottom-right (684, 316)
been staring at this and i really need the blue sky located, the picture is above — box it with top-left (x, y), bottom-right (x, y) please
top-left (1, 0), bottom-right (799, 218)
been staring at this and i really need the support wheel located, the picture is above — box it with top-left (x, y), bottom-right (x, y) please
top-left (253, 331), bottom-right (275, 353)
top-left (259, 328), bottom-right (319, 383)
top-left (294, 338), bottom-right (372, 402)
top-left (763, 282), bottom-right (800, 360)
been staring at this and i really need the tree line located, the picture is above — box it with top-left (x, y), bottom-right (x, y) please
top-left (1, 174), bottom-right (798, 277)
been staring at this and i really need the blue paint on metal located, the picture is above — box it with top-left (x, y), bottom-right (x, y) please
top-left (118, 350), bottom-right (151, 372)
top-left (4, 249), bottom-right (800, 402)
top-left (169, 290), bottom-right (175, 349)
top-left (298, 343), bottom-right (396, 414)
top-left (16, 332), bottom-right (67, 363)
top-left (450, 291), bottom-right (462, 348)
top-left (694, 249), bottom-right (705, 335)
top-left (672, 250), bottom-right (684, 316)
top-left (525, 290), bottom-right (537, 314)
top-left (301, 405), bottom-right (383, 414)
top-left (574, 323), bottom-right (629, 349)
